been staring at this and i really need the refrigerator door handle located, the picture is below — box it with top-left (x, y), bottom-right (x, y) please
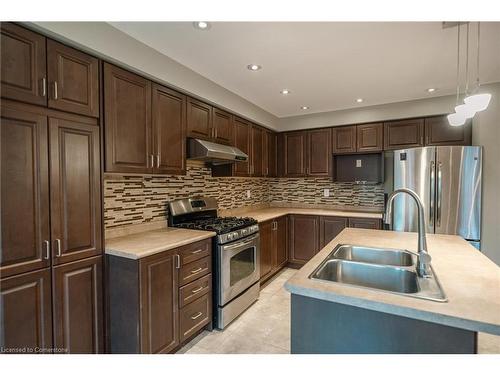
top-left (429, 161), bottom-right (435, 227)
top-left (436, 161), bottom-right (442, 227)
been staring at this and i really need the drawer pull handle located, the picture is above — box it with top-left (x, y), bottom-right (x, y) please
top-left (191, 249), bottom-right (203, 254)
top-left (190, 267), bottom-right (203, 274)
top-left (191, 286), bottom-right (204, 294)
top-left (191, 312), bottom-right (203, 320)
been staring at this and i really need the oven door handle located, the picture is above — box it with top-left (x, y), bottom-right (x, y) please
top-left (222, 234), bottom-right (259, 250)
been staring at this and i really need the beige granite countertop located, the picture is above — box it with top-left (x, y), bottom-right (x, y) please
top-left (221, 207), bottom-right (383, 223)
top-left (285, 228), bottom-right (500, 335)
top-left (105, 226), bottom-right (216, 260)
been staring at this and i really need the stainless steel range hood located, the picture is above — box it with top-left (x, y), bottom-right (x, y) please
top-left (187, 138), bottom-right (248, 165)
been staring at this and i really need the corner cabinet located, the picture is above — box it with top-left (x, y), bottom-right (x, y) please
top-left (288, 215), bottom-right (320, 266)
top-left (108, 239), bottom-right (212, 354)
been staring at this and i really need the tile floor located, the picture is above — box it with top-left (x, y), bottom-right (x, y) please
top-left (179, 267), bottom-right (500, 354)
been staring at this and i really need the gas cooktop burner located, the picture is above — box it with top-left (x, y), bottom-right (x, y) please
top-left (173, 216), bottom-right (258, 234)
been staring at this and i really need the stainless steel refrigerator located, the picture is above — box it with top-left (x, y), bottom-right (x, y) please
top-left (386, 146), bottom-right (482, 249)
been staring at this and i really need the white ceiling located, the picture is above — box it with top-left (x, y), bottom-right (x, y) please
top-left (110, 22), bottom-right (500, 118)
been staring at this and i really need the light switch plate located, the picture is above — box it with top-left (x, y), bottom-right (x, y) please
top-left (246, 190), bottom-right (251, 199)
top-left (323, 189), bottom-right (330, 197)
top-left (356, 159), bottom-right (362, 168)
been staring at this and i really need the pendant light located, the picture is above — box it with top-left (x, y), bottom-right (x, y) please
top-left (448, 23), bottom-right (467, 126)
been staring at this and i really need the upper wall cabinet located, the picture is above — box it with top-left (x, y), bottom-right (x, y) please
top-left (212, 108), bottom-right (233, 145)
top-left (186, 98), bottom-right (212, 140)
top-left (263, 130), bottom-right (277, 177)
top-left (232, 116), bottom-right (251, 176)
top-left (384, 118), bottom-right (424, 150)
top-left (332, 125), bottom-right (356, 154)
top-left (307, 128), bottom-right (332, 176)
top-left (1, 23), bottom-right (47, 106)
top-left (104, 63), bottom-right (152, 174)
top-left (152, 84), bottom-right (187, 175)
top-left (251, 125), bottom-right (264, 176)
top-left (47, 40), bottom-right (99, 117)
top-left (1, 23), bottom-right (99, 117)
top-left (283, 131), bottom-right (307, 177)
top-left (424, 115), bottom-right (471, 146)
top-left (356, 123), bottom-right (383, 152)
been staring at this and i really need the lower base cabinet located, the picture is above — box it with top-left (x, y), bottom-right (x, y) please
top-left (107, 239), bottom-right (212, 354)
top-left (0, 256), bottom-right (103, 354)
top-left (320, 216), bottom-right (348, 248)
top-left (259, 216), bottom-right (288, 283)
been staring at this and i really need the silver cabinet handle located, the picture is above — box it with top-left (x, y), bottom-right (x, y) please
top-left (191, 249), bottom-right (203, 254)
top-left (149, 154), bottom-right (154, 169)
top-left (429, 161), bottom-right (435, 226)
top-left (43, 240), bottom-right (50, 259)
top-left (190, 267), bottom-right (203, 274)
top-left (53, 81), bottom-right (58, 100)
top-left (191, 312), bottom-right (203, 320)
top-left (191, 286), bottom-right (204, 294)
top-left (156, 155), bottom-right (160, 168)
top-left (436, 162), bottom-right (442, 227)
top-left (41, 78), bottom-right (47, 97)
top-left (175, 254), bottom-right (180, 269)
top-left (215, 128), bottom-right (218, 139)
top-left (55, 239), bottom-right (62, 257)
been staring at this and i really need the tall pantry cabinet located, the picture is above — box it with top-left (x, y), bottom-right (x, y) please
top-left (0, 23), bottom-right (103, 353)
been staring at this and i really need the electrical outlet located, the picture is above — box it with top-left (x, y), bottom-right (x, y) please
top-left (246, 190), bottom-right (251, 199)
top-left (323, 189), bottom-right (330, 197)
top-left (356, 159), bottom-right (362, 168)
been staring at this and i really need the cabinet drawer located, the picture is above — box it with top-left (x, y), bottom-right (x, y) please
top-left (179, 273), bottom-right (211, 308)
top-left (179, 256), bottom-right (211, 286)
top-left (180, 293), bottom-right (211, 343)
top-left (179, 239), bottom-right (211, 266)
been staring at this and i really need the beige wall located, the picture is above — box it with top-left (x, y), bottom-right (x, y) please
top-left (472, 82), bottom-right (500, 265)
top-left (27, 22), bottom-right (280, 130)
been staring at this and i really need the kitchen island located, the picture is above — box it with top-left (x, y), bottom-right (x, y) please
top-left (284, 228), bottom-right (500, 354)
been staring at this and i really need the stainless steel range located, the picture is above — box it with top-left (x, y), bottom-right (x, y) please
top-left (168, 197), bottom-right (260, 329)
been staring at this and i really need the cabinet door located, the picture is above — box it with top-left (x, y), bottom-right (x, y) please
top-left (139, 251), bottom-right (179, 354)
top-left (267, 131), bottom-right (277, 177)
top-left (104, 63), bottom-right (152, 173)
top-left (212, 108), bottom-right (233, 145)
top-left (307, 128), bottom-right (331, 176)
top-left (186, 97), bottom-right (212, 140)
top-left (348, 217), bottom-right (382, 229)
top-left (320, 216), bottom-right (348, 248)
top-left (53, 256), bottom-right (103, 353)
top-left (384, 119), bottom-right (424, 150)
top-left (424, 115), bottom-right (472, 146)
top-left (259, 220), bottom-right (273, 280)
top-left (289, 215), bottom-right (320, 265)
top-left (47, 40), bottom-right (99, 117)
top-left (233, 117), bottom-right (251, 176)
top-left (332, 126), bottom-right (356, 154)
top-left (274, 215), bottom-right (288, 269)
top-left (357, 123), bottom-right (383, 152)
top-left (284, 132), bottom-right (307, 177)
top-left (1, 105), bottom-right (50, 278)
top-left (152, 84), bottom-right (186, 175)
top-left (0, 268), bottom-right (53, 352)
top-left (1, 23), bottom-right (47, 106)
top-left (251, 125), bottom-right (263, 176)
top-left (49, 117), bottom-right (101, 265)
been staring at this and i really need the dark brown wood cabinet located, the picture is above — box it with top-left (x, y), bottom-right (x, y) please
top-left (139, 250), bottom-right (179, 354)
top-left (307, 128), bottom-right (332, 176)
top-left (1, 23), bottom-right (47, 106)
top-left (0, 268), bottom-right (53, 352)
top-left (384, 118), bottom-right (424, 150)
top-left (289, 215), bottom-right (320, 266)
top-left (357, 123), bottom-right (383, 152)
top-left (348, 217), bottom-right (382, 229)
top-left (212, 108), bottom-right (233, 145)
top-left (47, 40), bottom-right (99, 117)
top-left (260, 216), bottom-right (288, 283)
top-left (259, 220), bottom-right (274, 280)
top-left (186, 97), bottom-right (212, 140)
top-left (274, 216), bottom-right (288, 269)
top-left (49, 116), bottom-right (102, 265)
top-left (332, 125), bottom-right (357, 154)
top-left (152, 84), bottom-right (187, 175)
top-left (1, 105), bottom-right (50, 278)
top-left (104, 63), bottom-right (152, 174)
top-left (251, 125), bottom-right (264, 176)
top-left (283, 131), bottom-right (307, 177)
top-left (265, 131), bottom-right (277, 177)
top-left (320, 216), bottom-right (348, 248)
top-left (424, 115), bottom-right (472, 146)
top-left (52, 256), bottom-right (103, 353)
top-left (233, 116), bottom-right (251, 176)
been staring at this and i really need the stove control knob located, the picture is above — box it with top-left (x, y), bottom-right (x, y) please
top-left (233, 232), bottom-right (239, 239)
top-left (241, 229), bottom-right (247, 235)
top-left (227, 233), bottom-right (233, 241)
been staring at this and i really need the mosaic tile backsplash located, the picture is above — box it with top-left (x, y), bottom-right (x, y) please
top-left (104, 161), bottom-right (384, 229)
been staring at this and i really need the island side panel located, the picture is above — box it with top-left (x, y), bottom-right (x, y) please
top-left (291, 294), bottom-right (477, 354)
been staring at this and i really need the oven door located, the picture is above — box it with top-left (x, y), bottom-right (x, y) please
top-left (218, 233), bottom-right (260, 306)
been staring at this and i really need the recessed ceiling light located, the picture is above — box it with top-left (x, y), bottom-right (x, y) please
top-left (280, 89), bottom-right (290, 95)
top-left (356, 98), bottom-right (363, 103)
top-left (426, 88), bottom-right (437, 93)
top-left (300, 106), bottom-right (309, 110)
top-left (193, 21), bottom-right (210, 30)
top-left (247, 64), bottom-right (262, 71)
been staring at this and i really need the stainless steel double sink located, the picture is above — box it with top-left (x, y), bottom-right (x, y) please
top-left (310, 244), bottom-right (447, 302)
